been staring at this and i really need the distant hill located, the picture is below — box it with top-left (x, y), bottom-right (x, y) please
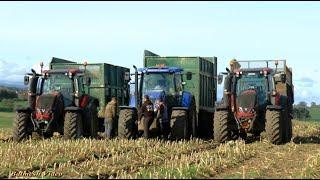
top-left (0, 80), bottom-right (27, 90)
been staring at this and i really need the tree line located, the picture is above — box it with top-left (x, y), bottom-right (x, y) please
top-left (293, 101), bottom-right (319, 120)
top-left (0, 87), bottom-right (27, 112)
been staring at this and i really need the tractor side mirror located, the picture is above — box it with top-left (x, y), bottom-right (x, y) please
top-left (218, 74), bottom-right (223, 85)
top-left (85, 77), bottom-right (91, 86)
top-left (24, 76), bottom-right (29, 85)
top-left (186, 72), bottom-right (192, 80)
top-left (281, 74), bottom-right (286, 83)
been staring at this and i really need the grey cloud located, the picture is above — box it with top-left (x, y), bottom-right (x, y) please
top-left (0, 59), bottom-right (27, 82)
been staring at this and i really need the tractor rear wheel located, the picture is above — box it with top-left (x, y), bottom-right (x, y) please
top-left (13, 112), bottom-right (32, 142)
top-left (64, 111), bottom-right (83, 140)
top-left (170, 109), bottom-right (188, 140)
top-left (118, 109), bottom-right (137, 139)
top-left (213, 110), bottom-right (230, 143)
top-left (266, 109), bottom-right (283, 144)
top-left (86, 103), bottom-right (98, 138)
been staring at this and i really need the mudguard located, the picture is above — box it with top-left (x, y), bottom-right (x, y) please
top-left (119, 106), bottom-right (137, 112)
top-left (215, 104), bottom-right (229, 111)
top-left (172, 107), bottom-right (188, 111)
top-left (181, 91), bottom-right (192, 108)
top-left (279, 95), bottom-right (288, 108)
top-left (87, 97), bottom-right (99, 109)
top-left (266, 105), bottom-right (283, 110)
top-left (65, 106), bottom-right (83, 112)
top-left (15, 107), bottom-right (33, 113)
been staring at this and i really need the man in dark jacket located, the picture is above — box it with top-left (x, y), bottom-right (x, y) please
top-left (104, 97), bottom-right (117, 139)
top-left (154, 97), bottom-right (170, 139)
top-left (139, 95), bottom-right (154, 139)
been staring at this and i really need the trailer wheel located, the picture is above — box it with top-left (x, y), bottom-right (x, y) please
top-left (64, 111), bottom-right (83, 140)
top-left (287, 117), bottom-right (292, 142)
top-left (189, 97), bottom-right (197, 138)
top-left (283, 105), bottom-right (292, 142)
top-left (170, 109), bottom-right (188, 140)
top-left (282, 106), bottom-right (289, 143)
top-left (213, 110), bottom-right (230, 143)
top-left (266, 109), bottom-right (283, 144)
top-left (118, 109), bottom-right (137, 139)
top-left (13, 112), bottom-right (32, 142)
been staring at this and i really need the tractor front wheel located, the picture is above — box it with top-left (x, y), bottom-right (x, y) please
top-left (64, 111), bottom-right (83, 140)
top-left (266, 109), bottom-right (283, 144)
top-left (118, 109), bottom-right (137, 139)
top-left (170, 109), bottom-right (188, 140)
top-left (213, 110), bottom-right (230, 143)
top-left (13, 112), bottom-right (33, 142)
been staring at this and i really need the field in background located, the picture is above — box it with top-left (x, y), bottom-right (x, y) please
top-left (0, 120), bottom-right (319, 178)
top-left (0, 100), bottom-right (27, 113)
top-left (0, 112), bottom-right (13, 128)
top-left (310, 107), bottom-right (320, 120)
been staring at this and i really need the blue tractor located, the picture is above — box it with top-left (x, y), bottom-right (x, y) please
top-left (117, 65), bottom-right (197, 140)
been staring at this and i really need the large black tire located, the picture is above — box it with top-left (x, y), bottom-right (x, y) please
top-left (213, 110), bottom-right (230, 143)
top-left (266, 109), bottom-right (283, 144)
top-left (189, 97), bottom-right (197, 138)
top-left (13, 112), bottom-right (33, 142)
top-left (287, 118), bottom-right (292, 142)
top-left (170, 109), bottom-right (188, 140)
top-left (85, 103), bottom-right (98, 138)
top-left (64, 111), bottom-right (83, 140)
top-left (118, 109), bottom-right (137, 139)
top-left (282, 106), bottom-right (291, 143)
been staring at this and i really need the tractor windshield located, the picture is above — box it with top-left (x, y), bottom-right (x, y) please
top-left (142, 73), bottom-right (175, 95)
top-left (236, 73), bottom-right (267, 105)
top-left (42, 74), bottom-right (74, 106)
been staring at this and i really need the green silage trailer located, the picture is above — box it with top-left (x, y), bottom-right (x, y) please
top-left (50, 57), bottom-right (130, 119)
top-left (143, 50), bottom-right (218, 137)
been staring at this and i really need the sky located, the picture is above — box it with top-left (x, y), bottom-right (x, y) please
top-left (0, 1), bottom-right (319, 104)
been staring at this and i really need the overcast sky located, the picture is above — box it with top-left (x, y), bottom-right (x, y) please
top-left (0, 1), bottom-right (319, 104)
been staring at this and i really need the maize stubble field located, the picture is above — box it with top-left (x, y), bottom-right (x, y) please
top-left (0, 117), bottom-right (320, 179)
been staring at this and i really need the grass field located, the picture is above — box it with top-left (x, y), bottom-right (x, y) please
top-left (310, 107), bottom-right (320, 120)
top-left (0, 112), bottom-right (13, 128)
top-left (0, 116), bottom-right (320, 178)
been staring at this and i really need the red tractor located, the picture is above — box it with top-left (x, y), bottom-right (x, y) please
top-left (13, 61), bottom-right (99, 141)
top-left (214, 60), bottom-right (294, 144)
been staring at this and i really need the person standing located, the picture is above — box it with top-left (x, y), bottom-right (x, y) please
top-left (155, 97), bottom-right (169, 139)
top-left (104, 97), bottom-right (117, 139)
top-left (229, 58), bottom-right (241, 72)
top-left (139, 95), bottom-right (154, 139)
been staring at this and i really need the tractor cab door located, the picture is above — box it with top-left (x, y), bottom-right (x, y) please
top-left (74, 76), bottom-right (88, 108)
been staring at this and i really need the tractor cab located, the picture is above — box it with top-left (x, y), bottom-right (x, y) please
top-left (135, 66), bottom-right (185, 108)
top-left (21, 63), bottom-right (92, 137)
top-left (36, 68), bottom-right (91, 107)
